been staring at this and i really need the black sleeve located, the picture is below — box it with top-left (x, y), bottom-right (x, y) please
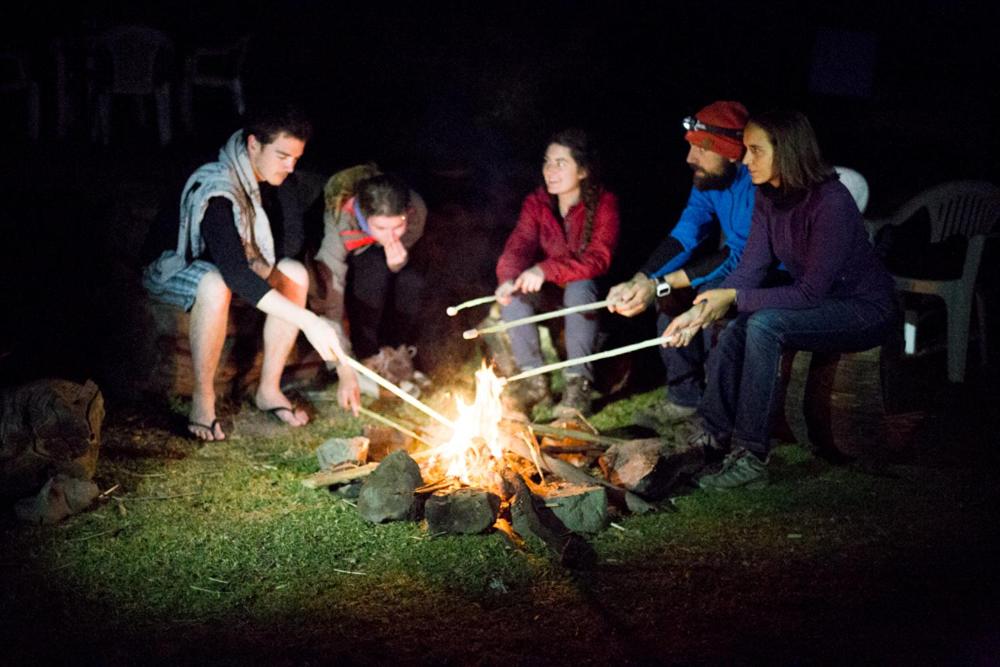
top-left (201, 197), bottom-right (271, 305)
top-left (639, 236), bottom-right (685, 276)
top-left (685, 246), bottom-right (730, 281)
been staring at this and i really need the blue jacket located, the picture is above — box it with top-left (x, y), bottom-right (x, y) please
top-left (644, 164), bottom-right (755, 288)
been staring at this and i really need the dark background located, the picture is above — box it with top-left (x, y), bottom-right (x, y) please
top-left (2, 0), bottom-right (999, 388)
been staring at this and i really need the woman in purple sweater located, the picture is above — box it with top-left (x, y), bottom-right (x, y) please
top-left (663, 109), bottom-right (896, 489)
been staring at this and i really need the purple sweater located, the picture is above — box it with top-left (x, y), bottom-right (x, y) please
top-left (722, 178), bottom-right (894, 312)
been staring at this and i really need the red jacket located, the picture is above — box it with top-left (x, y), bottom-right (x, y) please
top-left (496, 187), bottom-right (620, 285)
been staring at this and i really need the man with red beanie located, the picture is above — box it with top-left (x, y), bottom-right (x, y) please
top-left (607, 100), bottom-right (757, 431)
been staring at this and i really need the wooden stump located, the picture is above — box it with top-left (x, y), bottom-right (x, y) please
top-left (0, 379), bottom-right (104, 499)
top-left (121, 297), bottom-right (325, 399)
top-left (782, 347), bottom-right (887, 458)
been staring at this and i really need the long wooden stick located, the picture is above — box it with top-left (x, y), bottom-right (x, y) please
top-left (446, 295), bottom-right (497, 316)
top-left (340, 356), bottom-right (456, 431)
top-left (504, 336), bottom-right (672, 383)
top-left (463, 299), bottom-right (611, 339)
top-left (525, 423), bottom-right (625, 447)
top-left (358, 407), bottom-right (434, 447)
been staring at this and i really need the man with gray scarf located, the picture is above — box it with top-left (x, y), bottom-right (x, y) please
top-left (143, 105), bottom-right (354, 441)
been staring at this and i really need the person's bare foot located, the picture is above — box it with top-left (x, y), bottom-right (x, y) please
top-left (254, 391), bottom-right (309, 427)
top-left (188, 397), bottom-right (225, 441)
top-left (188, 418), bottom-right (225, 441)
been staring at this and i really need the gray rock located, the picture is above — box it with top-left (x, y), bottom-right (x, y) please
top-left (425, 488), bottom-right (500, 534)
top-left (357, 450), bottom-right (424, 523)
top-left (624, 491), bottom-right (657, 515)
top-left (14, 474), bottom-right (99, 524)
top-left (506, 471), bottom-right (596, 568)
top-left (599, 437), bottom-right (702, 500)
top-left (542, 484), bottom-right (608, 534)
top-left (316, 436), bottom-right (369, 469)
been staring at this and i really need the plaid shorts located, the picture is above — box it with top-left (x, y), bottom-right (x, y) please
top-left (142, 259), bottom-right (217, 312)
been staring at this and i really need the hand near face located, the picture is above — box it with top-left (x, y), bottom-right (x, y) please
top-left (383, 238), bottom-right (408, 272)
top-left (495, 280), bottom-right (517, 306)
top-left (607, 272), bottom-right (655, 317)
top-left (513, 265), bottom-right (545, 293)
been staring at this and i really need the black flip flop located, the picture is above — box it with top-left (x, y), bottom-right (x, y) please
top-left (264, 406), bottom-right (298, 425)
top-left (187, 418), bottom-right (225, 441)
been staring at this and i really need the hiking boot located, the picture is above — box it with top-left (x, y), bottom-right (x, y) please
top-left (504, 375), bottom-right (551, 414)
top-left (687, 427), bottom-right (729, 465)
top-left (553, 375), bottom-right (592, 419)
top-left (697, 447), bottom-right (769, 491)
top-left (634, 400), bottom-right (698, 432)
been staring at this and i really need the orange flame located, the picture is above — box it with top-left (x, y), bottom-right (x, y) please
top-left (428, 364), bottom-right (505, 488)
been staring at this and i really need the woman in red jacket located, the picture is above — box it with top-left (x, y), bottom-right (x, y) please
top-left (495, 128), bottom-right (620, 416)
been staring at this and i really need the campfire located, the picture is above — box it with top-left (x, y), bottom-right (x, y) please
top-left (301, 296), bottom-right (708, 563)
top-left (422, 365), bottom-right (506, 492)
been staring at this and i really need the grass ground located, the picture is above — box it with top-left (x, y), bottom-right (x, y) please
top-left (3, 359), bottom-right (999, 666)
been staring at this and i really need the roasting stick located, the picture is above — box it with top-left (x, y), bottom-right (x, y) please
top-left (445, 295), bottom-right (498, 316)
top-left (358, 407), bottom-right (435, 448)
top-left (463, 299), bottom-right (613, 339)
top-left (503, 333), bottom-right (686, 384)
top-left (340, 356), bottom-right (456, 431)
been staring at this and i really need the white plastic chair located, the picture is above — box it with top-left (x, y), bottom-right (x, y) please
top-left (866, 181), bottom-right (1000, 382)
top-left (90, 25), bottom-right (174, 147)
top-left (179, 34), bottom-right (250, 132)
top-left (0, 51), bottom-right (40, 141)
top-left (834, 165), bottom-right (869, 213)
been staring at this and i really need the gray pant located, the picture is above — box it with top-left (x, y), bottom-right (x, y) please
top-left (500, 280), bottom-right (599, 381)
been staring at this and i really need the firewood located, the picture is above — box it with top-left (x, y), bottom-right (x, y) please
top-left (301, 463), bottom-right (378, 489)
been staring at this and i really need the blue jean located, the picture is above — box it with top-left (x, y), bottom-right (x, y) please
top-left (698, 297), bottom-right (896, 456)
top-left (655, 277), bottom-right (724, 407)
top-left (501, 280), bottom-right (599, 381)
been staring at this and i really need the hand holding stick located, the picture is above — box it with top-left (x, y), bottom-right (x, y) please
top-left (339, 356), bottom-right (456, 431)
top-left (463, 299), bottom-right (612, 339)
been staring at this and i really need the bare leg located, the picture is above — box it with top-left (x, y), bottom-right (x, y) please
top-left (188, 270), bottom-right (231, 440)
top-left (254, 258), bottom-right (309, 426)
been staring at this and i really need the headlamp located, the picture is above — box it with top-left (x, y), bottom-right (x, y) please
top-left (682, 116), bottom-right (743, 139)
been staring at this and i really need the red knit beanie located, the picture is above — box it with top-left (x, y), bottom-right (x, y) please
top-left (684, 100), bottom-right (749, 161)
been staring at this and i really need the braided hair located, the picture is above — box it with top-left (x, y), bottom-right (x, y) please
top-left (548, 128), bottom-right (602, 252)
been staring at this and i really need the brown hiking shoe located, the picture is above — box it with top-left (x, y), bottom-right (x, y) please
top-left (553, 375), bottom-right (592, 419)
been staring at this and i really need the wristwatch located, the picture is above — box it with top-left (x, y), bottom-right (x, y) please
top-left (653, 276), bottom-right (672, 297)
